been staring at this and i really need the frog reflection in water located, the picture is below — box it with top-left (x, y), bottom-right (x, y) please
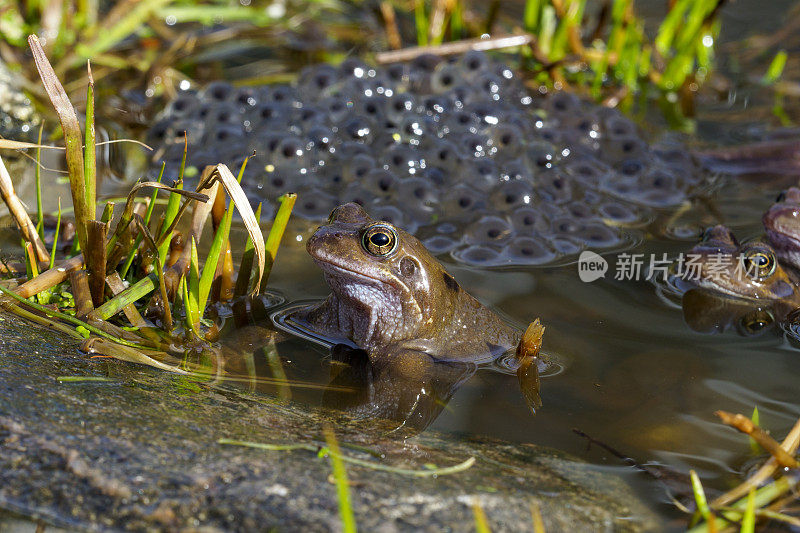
top-left (290, 203), bottom-right (541, 432)
top-left (673, 225), bottom-right (800, 304)
top-left (671, 224), bottom-right (800, 335)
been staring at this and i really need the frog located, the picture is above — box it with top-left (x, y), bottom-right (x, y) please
top-left (680, 288), bottom-right (784, 337)
top-left (763, 186), bottom-right (800, 271)
top-left (670, 224), bottom-right (800, 305)
top-left (292, 202), bottom-right (522, 364)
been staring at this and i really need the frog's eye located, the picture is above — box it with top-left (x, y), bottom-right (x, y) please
top-left (741, 247), bottom-right (777, 279)
top-left (739, 309), bottom-right (774, 336)
top-left (362, 224), bottom-right (398, 257)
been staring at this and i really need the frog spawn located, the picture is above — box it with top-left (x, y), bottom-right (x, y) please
top-left (148, 52), bottom-right (704, 266)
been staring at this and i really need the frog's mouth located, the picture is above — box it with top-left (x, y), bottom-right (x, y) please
top-left (311, 256), bottom-right (422, 319)
top-left (313, 257), bottom-right (390, 287)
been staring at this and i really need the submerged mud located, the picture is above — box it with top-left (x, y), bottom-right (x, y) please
top-left (0, 312), bottom-right (660, 531)
top-left (148, 52), bottom-right (707, 267)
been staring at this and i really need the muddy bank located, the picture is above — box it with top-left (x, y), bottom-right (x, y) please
top-left (0, 312), bottom-right (659, 531)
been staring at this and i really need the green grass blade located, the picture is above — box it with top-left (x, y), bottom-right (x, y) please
top-left (260, 193), bottom-right (296, 292)
top-left (763, 50), bottom-right (788, 85)
top-left (94, 273), bottom-right (157, 320)
top-left (741, 488), bottom-right (755, 533)
top-left (187, 238), bottom-right (201, 332)
top-left (100, 201), bottom-right (113, 224)
top-left (414, 0), bottom-right (428, 46)
top-left (749, 406), bottom-right (761, 454)
top-left (75, 0), bottom-right (171, 61)
top-left (523, 0), bottom-right (541, 32)
top-left (156, 136), bottom-right (187, 265)
top-left (450, 0), bottom-right (463, 41)
top-left (690, 470), bottom-right (711, 525)
top-left (157, 184), bottom-right (183, 266)
top-left (198, 199), bottom-right (233, 317)
top-left (538, 5), bottom-right (556, 58)
top-left (49, 198), bottom-right (61, 270)
top-left (323, 426), bottom-right (357, 533)
top-left (655, 0), bottom-right (691, 57)
top-left (473, 498), bottom-right (491, 533)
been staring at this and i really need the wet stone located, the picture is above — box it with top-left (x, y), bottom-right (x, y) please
top-left (147, 52), bottom-right (706, 267)
top-left (0, 313), bottom-right (660, 532)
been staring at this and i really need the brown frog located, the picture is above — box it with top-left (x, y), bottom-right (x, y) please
top-left (293, 203), bottom-right (521, 363)
top-left (671, 225), bottom-right (800, 305)
top-left (763, 186), bottom-right (800, 270)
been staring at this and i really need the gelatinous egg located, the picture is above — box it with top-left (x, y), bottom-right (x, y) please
top-left (149, 51), bottom-right (706, 266)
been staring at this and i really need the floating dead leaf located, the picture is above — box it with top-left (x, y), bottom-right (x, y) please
top-left (517, 318), bottom-right (545, 359)
top-left (81, 337), bottom-right (187, 374)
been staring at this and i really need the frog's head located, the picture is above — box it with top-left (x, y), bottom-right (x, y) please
top-left (306, 203), bottom-right (461, 343)
top-left (677, 225), bottom-right (797, 302)
top-left (763, 187), bottom-right (800, 270)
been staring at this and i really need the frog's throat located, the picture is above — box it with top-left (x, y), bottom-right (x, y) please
top-left (314, 258), bottom-right (423, 321)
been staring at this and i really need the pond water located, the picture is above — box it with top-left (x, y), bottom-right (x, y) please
top-left (199, 0), bottom-right (800, 516)
top-left (4, 0), bottom-right (800, 528)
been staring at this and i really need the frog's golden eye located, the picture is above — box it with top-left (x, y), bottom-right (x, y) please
top-left (741, 247), bottom-right (777, 279)
top-left (739, 309), bottom-right (774, 336)
top-left (362, 224), bottom-right (398, 257)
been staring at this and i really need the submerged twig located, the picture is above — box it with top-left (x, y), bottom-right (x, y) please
top-left (716, 411), bottom-right (799, 469)
top-left (712, 415), bottom-right (800, 507)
